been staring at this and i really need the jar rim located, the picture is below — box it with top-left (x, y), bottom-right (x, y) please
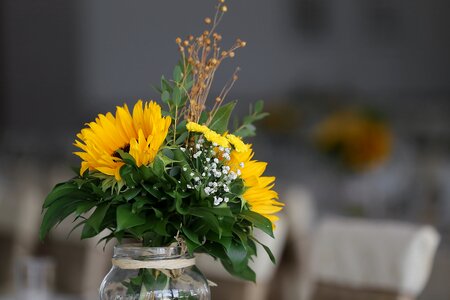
top-left (113, 244), bottom-right (189, 260)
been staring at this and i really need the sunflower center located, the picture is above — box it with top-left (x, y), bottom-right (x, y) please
top-left (113, 144), bottom-right (130, 158)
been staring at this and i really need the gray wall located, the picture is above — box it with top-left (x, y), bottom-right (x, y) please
top-left (79, 0), bottom-right (450, 105)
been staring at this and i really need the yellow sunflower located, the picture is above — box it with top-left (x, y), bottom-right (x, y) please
top-left (227, 147), bottom-right (284, 226)
top-left (74, 100), bottom-right (171, 180)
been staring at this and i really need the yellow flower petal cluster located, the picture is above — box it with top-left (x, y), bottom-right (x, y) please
top-left (74, 100), bottom-right (171, 180)
top-left (226, 134), bottom-right (250, 153)
top-left (186, 122), bottom-right (229, 148)
top-left (227, 146), bottom-right (284, 226)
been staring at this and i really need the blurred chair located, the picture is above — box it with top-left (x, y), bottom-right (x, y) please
top-left (196, 214), bottom-right (288, 300)
top-left (309, 218), bottom-right (440, 300)
top-left (283, 185), bottom-right (316, 300)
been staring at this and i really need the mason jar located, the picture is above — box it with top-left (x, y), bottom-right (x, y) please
top-left (99, 245), bottom-right (210, 300)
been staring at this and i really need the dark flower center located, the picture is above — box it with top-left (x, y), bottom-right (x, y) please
top-left (113, 144), bottom-right (130, 158)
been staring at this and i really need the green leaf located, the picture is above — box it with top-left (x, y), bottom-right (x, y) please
top-left (143, 270), bottom-right (169, 291)
top-left (115, 149), bottom-right (136, 166)
top-left (254, 100), bottom-right (264, 113)
top-left (175, 191), bottom-right (189, 215)
top-left (173, 65), bottom-right (183, 82)
top-left (42, 183), bottom-right (79, 208)
top-left (209, 101), bottom-right (236, 134)
top-left (240, 210), bottom-right (274, 238)
top-left (75, 201), bottom-right (97, 215)
top-left (161, 76), bottom-right (172, 93)
top-left (202, 242), bottom-right (227, 260)
top-left (161, 90), bottom-right (170, 103)
top-left (199, 111), bottom-right (208, 124)
top-left (189, 209), bottom-right (222, 237)
top-left (185, 237), bottom-right (201, 254)
top-left (172, 86), bottom-right (182, 106)
top-left (152, 156), bottom-right (165, 177)
top-left (81, 223), bottom-right (97, 239)
top-left (175, 131), bottom-right (189, 145)
top-left (40, 198), bottom-right (87, 240)
top-left (206, 232), bottom-right (232, 249)
top-left (234, 124), bottom-right (256, 138)
top-left (182, 226), bottom-right (201, 245)
top-left (221, 259), bottom-right (256, 282)
top-left (142, 183), bottom-right (164, 199)
top-left (193, 207), bottom-right (233, 217)
top-left (86, 203), bottom-right (110, 232)
top-left (226, 239), bottom-right (248, 271)
top-left (116, 204), bottom-right (146, 231)
top-left (122, 188), bottom-right (142, 201)
top-left (253, 237), bottom-right (276, 264)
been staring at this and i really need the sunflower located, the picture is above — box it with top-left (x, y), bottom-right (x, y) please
top-left (227, 147), bottom-right (284, 226)
top-left (74, 100), bottom-right (171, 180)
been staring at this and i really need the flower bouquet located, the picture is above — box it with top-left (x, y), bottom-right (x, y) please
top-left (40, 1), bottom-right (283, 299)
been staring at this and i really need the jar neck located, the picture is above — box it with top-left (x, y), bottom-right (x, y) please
top-left (113, 244), bottom-right (188, 261)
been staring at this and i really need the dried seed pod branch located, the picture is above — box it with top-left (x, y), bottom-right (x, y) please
top-left (176, 0), bottom-right (246, 123)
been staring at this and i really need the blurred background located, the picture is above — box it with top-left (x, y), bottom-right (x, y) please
top-left (1, 0), bottom-right (449, 299)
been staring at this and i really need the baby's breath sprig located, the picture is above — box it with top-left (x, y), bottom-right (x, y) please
top-left (175, 0), bottom-right (247, 124)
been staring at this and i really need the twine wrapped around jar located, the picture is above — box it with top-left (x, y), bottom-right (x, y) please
top-left (112, 257), bottom-right (196, 270)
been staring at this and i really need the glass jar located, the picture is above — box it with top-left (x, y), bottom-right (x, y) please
top-left (99, 245), bottom-right (210, 300)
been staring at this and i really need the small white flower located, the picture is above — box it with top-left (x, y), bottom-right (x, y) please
top-left (202, 172), bottom-right (206, 176)
top-left (190, 172), bottom-right (195, 177)
top-left (224, 186), bottom-right (230, 192)
top-left (214, 158), bottom-right (219, 164)
top-left (237, 169), bottom-right (242, 176)
top-left (206, 158), bottom-right (211, 162)
top-left (219, 146), bottom-right (224, 152)
top-left (213, 196), bottom-right (223, 206)
top-left (213, 143), bottom-right (218, 147)
top-left (224, 197), bottom-right (229, 203)
top-left (239, 162), bottom-right (245, 168)
top-left (183, 167), bottom-right (188, 172)
top-left (204, 187), bottom-right (211, 195)
top-left (180, 147), bottom-right (186, 152)
top-left (196, 143), bottom-right (201, 149)
top-left (194, 177), bottom-right (200, 182)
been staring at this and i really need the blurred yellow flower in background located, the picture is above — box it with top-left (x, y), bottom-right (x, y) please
top-left (313, 109), bottom-right (392, 171)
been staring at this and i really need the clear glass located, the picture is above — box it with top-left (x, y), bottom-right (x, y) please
top-left (14, 257), bottom-right (55, 300)
top-left (99, 245), bottom-right (210, 300)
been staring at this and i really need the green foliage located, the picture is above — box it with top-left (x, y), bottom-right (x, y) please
top-left (40, 145), bottom-right (274, 281)
top-left (208, 101), bottom-right (236, 134)
top-left (233, 100), bottom-right (269, 138)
